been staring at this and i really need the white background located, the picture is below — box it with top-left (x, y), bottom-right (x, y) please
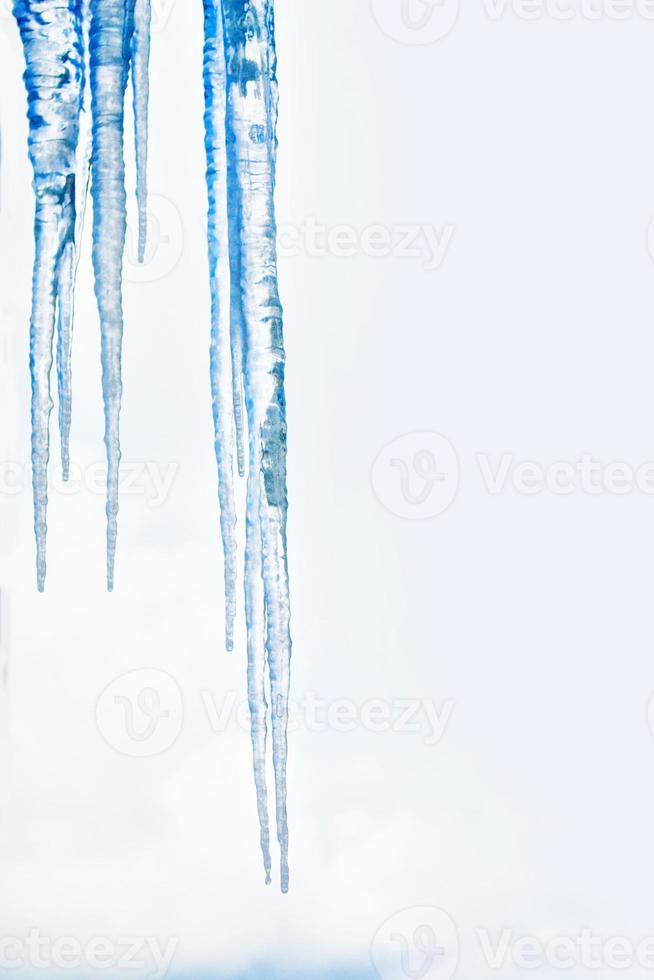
top-left (2, 0), bottom-right (654, 978)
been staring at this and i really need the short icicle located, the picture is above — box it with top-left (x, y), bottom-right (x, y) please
top-left (89, 0), bottom-right (137, 591)
top-left (14, 0), bottom-right (85, 588)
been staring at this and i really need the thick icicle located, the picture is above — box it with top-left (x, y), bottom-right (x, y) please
top-left (89, 0), bottom-right (136, 591)
top-left (14, 0), bottom-right (85, 588)
top-left (131, 0), bottom-right (151, 262)
top-left (202, 0), bottom-right (239, 651)
top-left (223, 0), bottom-right (292, 893)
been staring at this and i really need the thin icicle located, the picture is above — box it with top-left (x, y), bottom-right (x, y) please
top-left (223, 0), bottom-right (292, 893)
top-left (202, 0), bottom-right (239, 651)
top-left (131, 0), bottom-right (151, 263)
top-left (56, 0), bottom-right (93, 484)
top-left (89, 0), bottom-right (136, 591)
top-left (244, 425), bottom-right (272, 884)
top-left (55, 238), bottom-right (75, 481)
top-left (225, 120), bottom-right (246, 480)
top-left (14, 0), bottom-right (85, 588)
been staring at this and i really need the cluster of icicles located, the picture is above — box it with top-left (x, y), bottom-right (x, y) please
top-left (14, 0), bottom-right (292, 892)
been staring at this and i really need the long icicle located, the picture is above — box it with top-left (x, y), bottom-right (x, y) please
top-left (56, 0), bottom-right (92, 483)
top-left (14, 0), bottom-right (85, 589)
top-left (131, 0), bottom-right (151, 263)
top-left (89, 0), bottom-right (136, 591)
top-left (202, 0), bottom-right (239, 652)
top-left (222, 0), bottom-right (292, 893)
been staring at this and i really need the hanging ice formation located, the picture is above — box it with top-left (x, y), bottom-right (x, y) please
top-left (203, 0), bottom-right (292, 892)
top-left (15, 0), bottom-right (291, 891)
top-left (14, 0), bottom-right (150, 589)
top-left (14, 0), bottom-right (85, 590)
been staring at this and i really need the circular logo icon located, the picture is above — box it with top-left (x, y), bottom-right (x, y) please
top-left (371, 0), bottom-right (460, 45)
top-left (96, 668), bottom-right (184, 758)
top-left (124, 193), bottom-right (184, 284)
top-left (372, 907), bottom-right (460, 980)
top-left (151, 0), bottom-right (177, 33)
top-left (371, 432), bottom-right (459, 520)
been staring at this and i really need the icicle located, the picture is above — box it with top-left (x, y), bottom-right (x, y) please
top-left (55, 238), bottom-right (75, 481)
top-left (131, 0), bottom-right (151, 263)
top-left (14, 0), bottom-right (85, 588)
top-left (55, 0), bottom-right (92, 486)
top-left (202, 0), bottom-right (239, 651)
top-left (89, 0), bottom-right (137, 591)
top-left (244, 426), bottom-right (272, 884)
top-left (226, 117), bottom-right (246, 481)
top-left (222, 0), bottom-right (292, 893)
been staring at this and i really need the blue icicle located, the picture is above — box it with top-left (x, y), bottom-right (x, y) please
top-left (57, 0), bottom-right (92, 485)
top-left (202, 0), bottom-right (239, 652)
top-left (244, 423), bottom-right (272, 885)
top-left (89, 0), bottom-right (136, 591)
top-left (14, 0), bottom-right (85, 588)
top-left (222, 0), bottom-right (292, 893)
top-left (132, 0), bottom-right (151, 263)
top-left (56, 239), bottom-right (75, 481)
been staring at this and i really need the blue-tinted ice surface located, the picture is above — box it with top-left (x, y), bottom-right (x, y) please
top-left (88, 0), bottom-right (137, 591)
top-left (203, 0), bottom-right (292, 892)
top-left (13, 0), bottom-right (85, 590)
top-left (15, 0), bottom-right (151, 591)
